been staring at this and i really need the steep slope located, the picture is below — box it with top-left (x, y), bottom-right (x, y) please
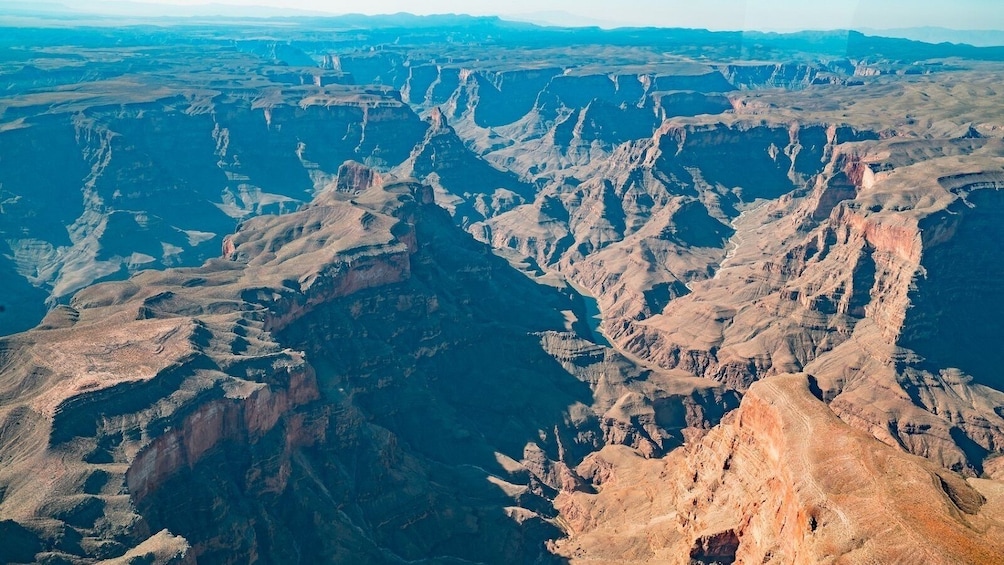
top-left (0, 165), bottom-right (736, 563)
top-left (0, 42), bottom-right (430, 335)
top-left (552, 374), bottom-right (1004, 564)
top-left (391, 53), bottom-right (1004, 480)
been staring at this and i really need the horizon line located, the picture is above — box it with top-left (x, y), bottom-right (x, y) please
top-left (1, 5), bottom-right (1004, 39)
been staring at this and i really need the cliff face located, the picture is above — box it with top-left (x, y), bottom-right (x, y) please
top-left (471, 120), bottom-right (878, 385)
top-left (0, 164), bottom-right (739, 563)
top-left (0, 69), bottom-right (430, 333)
top-left (552, 374), bottom-right (1004, 564)
top-left (593, 136), bottom-right (1004, 474)
top-left (0, 172), bottom-right (425, 561)
top-left (901, 185), bottom-right (1004, 390)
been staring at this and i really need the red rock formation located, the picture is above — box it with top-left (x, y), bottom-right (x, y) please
top-left (335, 160), bottom-right (384, 193)
top-left (553, 374), bottom-right (1004, 564)
top-left (127, 361), bottom-right (320, 502)
top-left (0, 167), bottom-right (442, 562)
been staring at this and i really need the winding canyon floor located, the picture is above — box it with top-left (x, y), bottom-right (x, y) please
top-left (2, 13), bottom-right (1004, 565)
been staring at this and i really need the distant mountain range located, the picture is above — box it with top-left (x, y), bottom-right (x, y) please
top-left (502, 10), bottom-right (633, 29)
top-left (1, 2), bottom-right (1002, 48)
top-left (858, 26), bottom-right (1004, 47)
top-left (0, 0), bottom-right (330, 18)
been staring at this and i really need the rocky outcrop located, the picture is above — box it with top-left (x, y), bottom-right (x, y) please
top-left (553, 374), bottom-right (1004, 564)
top-left (399, 108), bottom-right (535, 225)
top-left (0, 164), bottom-right (739, 563)
top-left (540, 332), bottom-right (740, 458)
top-left (719, 62), bottom-right (818, 90)
top-left (0, 68), bottom-right (431, 334)
top-left (0, 172), bottom-right (437, 562)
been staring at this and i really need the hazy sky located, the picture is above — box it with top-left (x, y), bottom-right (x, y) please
top-left (97, 0), bottom-right (1004, 31)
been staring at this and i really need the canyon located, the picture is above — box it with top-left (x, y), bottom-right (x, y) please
top-left (1, 14), bottom-right (1004, 564)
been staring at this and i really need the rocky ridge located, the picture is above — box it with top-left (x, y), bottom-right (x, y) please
top-left (0, 163), bottom-right (744, 563)
top-left (552, 374), bottom-right (1004, 563)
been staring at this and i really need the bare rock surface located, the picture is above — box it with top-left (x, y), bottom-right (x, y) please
top-left (552, 374), bottom-right (1004, 564)
top-left (0, 164), bottom-right (735, 563)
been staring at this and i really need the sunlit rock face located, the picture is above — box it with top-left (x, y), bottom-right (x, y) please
top-left (2, 17), bottom-right (1004, 565)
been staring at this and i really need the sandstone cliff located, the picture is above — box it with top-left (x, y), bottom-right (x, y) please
top-left (552, 374), bottom-right (1004, 564)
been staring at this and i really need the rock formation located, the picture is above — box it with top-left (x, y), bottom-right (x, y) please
top-left (552, 374), bottom-right (1004, 564)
